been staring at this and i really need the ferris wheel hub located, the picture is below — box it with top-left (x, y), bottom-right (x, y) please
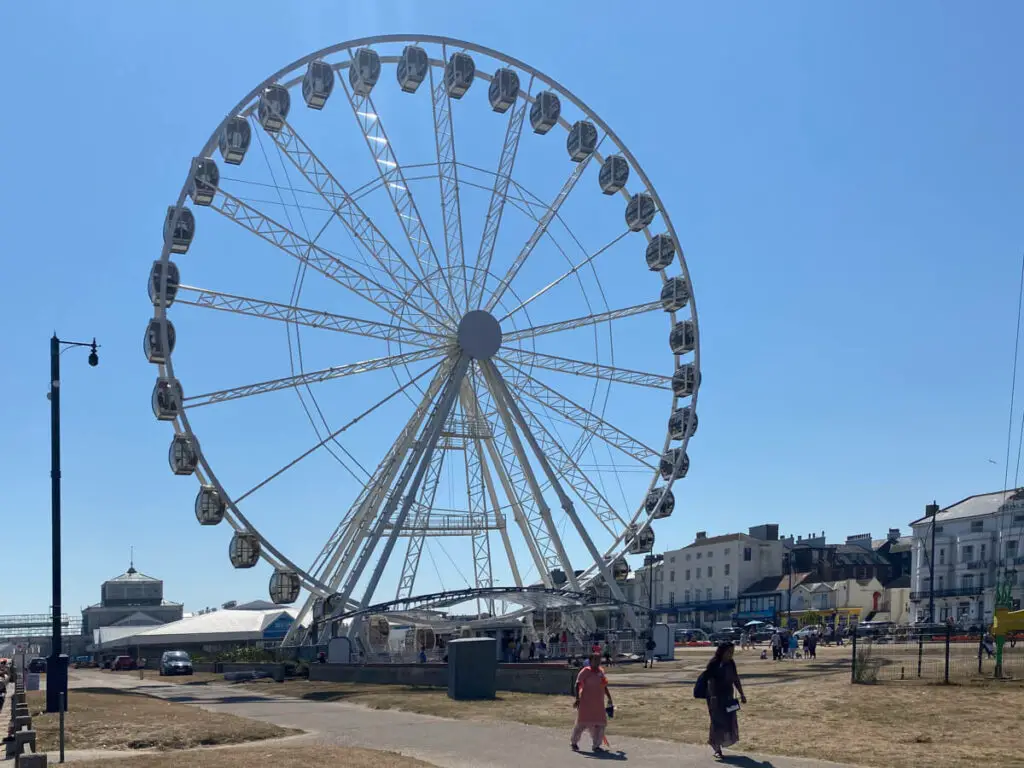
top-left (457, 310), bottom-right (502, 360)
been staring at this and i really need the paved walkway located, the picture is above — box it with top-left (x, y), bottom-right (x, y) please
top-left (70, 670), bottom-right (857, 767)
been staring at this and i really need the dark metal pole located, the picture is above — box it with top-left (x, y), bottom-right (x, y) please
top-left (786, 553), bottom-right (793, 630)
top-left (48, 334), bottom-right (64, 714)
top-left (927, 502), bottom-right (938, 624)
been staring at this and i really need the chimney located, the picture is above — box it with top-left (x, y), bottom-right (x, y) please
top-left (695, 531), bottom-right (707, 541)
top-left (887, 528), bottom-right (900, 543)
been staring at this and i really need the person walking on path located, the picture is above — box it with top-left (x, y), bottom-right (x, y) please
top-left (571, 651), bottom-right (614, 753)
top-left (529, 640), bottom-right (536, 661)
top-left (644, 637), bottom-right (656, 668)
top-left (770, 630), bottom-right (781, 661)
top-left (704, 642), bottom-right (746, 760)
top-left (787, 632), bottom-right (798, 659)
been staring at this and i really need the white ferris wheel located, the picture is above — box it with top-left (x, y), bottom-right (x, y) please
top-left (146, 35), bottom-right (700, 644)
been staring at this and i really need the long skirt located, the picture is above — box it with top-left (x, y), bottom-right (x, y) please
top-left (707, 698), bottom-right (739, 749)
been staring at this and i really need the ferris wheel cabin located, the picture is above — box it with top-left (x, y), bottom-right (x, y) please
top-left (151, 376), bottom-right (183, 421)
top-left (488, 68), bottom-right (520, 113)
top-left (188, 157), bottom-right (219, 207)
top-left (445, 52), bottom-right (475, 98)
top-left (229, 532), bottom-right (261, 569)
top-left (646, 487), bottom-right (675, 519)
top-left (611, 556), bottom-right (630, 581)
top-left (628, 525), bottom-right (656, 554)
top-left (303, 60), bottom-right (335, 109)
top-left (163, 206), bottom-right (195, 254)
top-left (645, 233), bottom-right (675, 271)
top-left (144, 318), bottom-right (175, 364)
top-left (349, 48), bottom-right (382, 96)
top-left (195, 485), bottom-right (226, 526)
top-left (567, 120), bottom-right (598, 161)
top-left (660, 276), bottom-right (690, 312)
top-left (625, 193), bottom-right (656, 231)
top-left (269, 569), bottom-right (301, 604)
top-left (218, 116), bottom-right (251, 165)
top-left (599, 155), bottom-right (629, 195)
top-left (669, 406), bottom-right (698, 440)
top-left (168, 435), bottom-right (199, 476)
top-left (397, 45), bottom-right (429, 93)
top-left (659, 447), bottom-right (690, 481)
top-left (670, 320), bottom-right (696, 354)
top-left (530, 91), bottom-right (561, 134)
top-left (148, 260), bottom-right (179, 308)
top-left (258, 84), bottom-right (291, 132)
top-left (672, 363), bottom-right (698, 397)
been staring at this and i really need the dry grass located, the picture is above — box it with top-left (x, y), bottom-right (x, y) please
top-left (106, 669), bottom-right (227, 685)
top-left (68, 745), bottom-right (433, 767)
top-left (241, 648), bottom-right (1024, 768)
top-left (26, 688), bottom-right (296, 752)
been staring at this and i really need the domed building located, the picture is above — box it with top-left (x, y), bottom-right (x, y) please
top-left (81, 562), bottom-right (183, 638)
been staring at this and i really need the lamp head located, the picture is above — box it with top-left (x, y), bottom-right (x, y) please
top-left (88, 340), bottom-right (99, 367)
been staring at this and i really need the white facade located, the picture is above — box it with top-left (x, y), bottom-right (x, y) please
top-left (910, 491), bottom-right (1024, 626)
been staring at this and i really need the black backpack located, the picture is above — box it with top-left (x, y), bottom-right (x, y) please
top-left (692, 670), bottom-right (708, 699)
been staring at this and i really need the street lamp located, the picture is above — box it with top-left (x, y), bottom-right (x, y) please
top-left (643, 554), bottom-right (664, 636)
top-left (47, 333), bottom-right (99, 713)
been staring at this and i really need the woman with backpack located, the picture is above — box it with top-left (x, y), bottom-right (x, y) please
top-left (695, 642), bottom-right (746, 760)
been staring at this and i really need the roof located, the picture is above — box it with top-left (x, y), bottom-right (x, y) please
top-left (909, 490), bottom-right (1019, 526)
top-left (92, 607), bottom-right (302, 649)
top-left (741, 572), bottom-right (811, 595)
top-left (83, 599), bottom-right (182, 611)
top-left (831, 545), bottom-right (891, 567)
top-left (886, 574), bottom-right (911, 589)
top-left (108, 611), bottom-right (165, 627)
top-left (682, 534), bottom-right (743, 549)
top-left (105, 566), bottom-right (160, 584)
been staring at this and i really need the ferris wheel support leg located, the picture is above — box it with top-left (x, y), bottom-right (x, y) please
top-left (480, 364), bottom-right (581, 594)
top-left (336, 354), bottom-right (471, 622)
top-left (461, 383), bottom-right (551, 588)
top-left (481, 360), bottom-right (641, 630)
top-left (396, 447), bottom-right (447, 600)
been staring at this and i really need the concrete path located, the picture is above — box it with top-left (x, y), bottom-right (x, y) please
top-left (70, 669), bottom-right (858, 767)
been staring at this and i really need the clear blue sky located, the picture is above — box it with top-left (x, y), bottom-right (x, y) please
top-left (1, 1), bottom-right (1022, 617)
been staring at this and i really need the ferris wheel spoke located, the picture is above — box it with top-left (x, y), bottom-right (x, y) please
top-left (184, 346), bottom-right (449, 409)
top-left (268, 120), bottom-right (457, 330)
top-left (499, 348), bottom-right (671, 390)
top-left (428, 53), bottom-right (469, 314)
top-left (462, 379), bottom-right (556, 586)
top-left (498, 230), bottom-right (629, 323)
top-left (493, 366), bottom-right (628, 536)
top-left (395, 447), bottom-right (447, 600)
top-left (467, 75), bottom-right (533, 309)
top-left (498, 359), bottom-right (659, 468)
top-left (175, 285), bottom-right (442, 347)
top-left (208, 188), bottom-right (450, 329)
top-left (481, 360), bottom-right (638, 618)
top-left (479, 363), bottom-right (582, 591)
top-left (474, 430), bottom-right (523, 590)
top-left (338, 67), bottom-right (457, 310)
top-left (503, 300), bottom-right (662, 343)
top-left (483, 136), bottom-right (605, 313)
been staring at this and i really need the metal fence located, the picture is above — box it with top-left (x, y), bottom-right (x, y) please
top-left (851, 629), bottom-right (1023, 684)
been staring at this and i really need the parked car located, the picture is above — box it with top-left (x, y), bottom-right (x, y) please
top-left (159, 651), bottom-right (193, 676)
top-left (27, 657), bottom-right (47, 673)
top-left (111, 655), bottom-right (137, 671)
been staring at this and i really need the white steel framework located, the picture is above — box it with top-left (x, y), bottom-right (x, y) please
top-left (149, 35), bottom-right (701, 645)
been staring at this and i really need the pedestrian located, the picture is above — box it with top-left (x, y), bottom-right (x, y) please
top-left (808, 632), bottom-right (818, 660)
top-left (571, 651), bottom-right (614, 753)
top-left (529, 640), bottom-right (536, 661)
top-left (418, 646), bottom-right (427, 664)
top-left (644, 637), bottom-right (656, 668)
top-left (603, 642), bottom-right (613, 667)
top-left (703, 642), bottom-right (746, 760)
top-left (770, 630), bottom-right (781, 661)
top-left (982, 630), bottom-right (996, 659)
top-left (788, 632), bottom-right (798, 660)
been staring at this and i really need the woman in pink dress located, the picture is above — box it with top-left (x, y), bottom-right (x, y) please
top-left (571, 651), bottom-right (614, 753)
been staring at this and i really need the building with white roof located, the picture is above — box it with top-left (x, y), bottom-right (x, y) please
top-left (81, 562), bottom-right (183, 637)
top-left (909, 490), bottom-right (1024, 626)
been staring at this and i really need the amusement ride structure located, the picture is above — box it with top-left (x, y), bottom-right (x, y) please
top-left (146, 35), bottom-right (701, 649)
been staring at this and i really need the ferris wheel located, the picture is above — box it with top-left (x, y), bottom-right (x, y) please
top-left (146, 35), bottom-right (700, 642)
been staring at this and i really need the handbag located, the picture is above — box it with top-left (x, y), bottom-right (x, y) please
top-left (724, 698), bottom-right (741, 714)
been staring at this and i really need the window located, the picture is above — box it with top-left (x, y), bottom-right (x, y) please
top-left (670, 556), bottom-right (676, 564)
top-left (670, 571), bottom-right (675, 582)
top-left (724, 564), bottom-right (731, 576)
top-left (686, 554), bottom-right (691, 561)
top-left (696, 552), bottom-right (703, 560)
top-left (706, 588), bottom-right (712, 601)
top-left (962, 574), bottom-right (974, 590)
top-left (939, 548), bottom-right (945, 565)
top-left (937, 575), bottom-right (944, 590)
top-left (979, 574), bottom-right (985, 590)
top-left (724, 548), bottom-right (731, 555)
top-left (724, 586), bottom-right (731, 599)
top-left (743, 548), bottom-right (752, 561)
top-left (1007, 540), bottom-right (1019, 558)
top-left (708, 551), bottom-right (714, 559)
top-left (1015, 513), bottom-right (1024, 524)
top-left (962, 545), bottom-right (974, 563)
top-left (669, 592), bottom-right (675, 604)
top-left (684, 589), bottom-right (691, 603)
top-left (707, 566), bottom-right (714, 578)
top-left (980, 544), bottom-right (987, 562)
top-left (970, 520), bottom-right (984, 532)
top-left (935, 525), bottom-right (944, 533)
top-left (696, 568), bottom-right (701, 578)
top-left (685, 569), bottom-right (690, 580)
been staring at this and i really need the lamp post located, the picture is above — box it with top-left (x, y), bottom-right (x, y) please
top-left (47, 333), bottom-right (99, 714)
top-left (925, 502), bottom-right (939, 623)
top-left (643, 553), bottom-right (664, 635)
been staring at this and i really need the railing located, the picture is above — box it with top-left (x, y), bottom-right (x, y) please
top-left (909, 586), bottom-right (984, 601)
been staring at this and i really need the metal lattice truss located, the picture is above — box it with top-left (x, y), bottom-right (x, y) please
top-left (151, 37), bottom-right (699, 649)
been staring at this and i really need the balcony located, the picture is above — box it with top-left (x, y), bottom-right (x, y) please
top-left (909, 586), bottom-right (984, 601)
top-left (661, 598), bottom-right (737, 612)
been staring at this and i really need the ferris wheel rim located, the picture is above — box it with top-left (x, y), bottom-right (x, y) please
top-left (152, 33), bottom-right (701, 608)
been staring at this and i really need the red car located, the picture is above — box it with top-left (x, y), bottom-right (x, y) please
top-left (111, 656), bottom-right (137, 671)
